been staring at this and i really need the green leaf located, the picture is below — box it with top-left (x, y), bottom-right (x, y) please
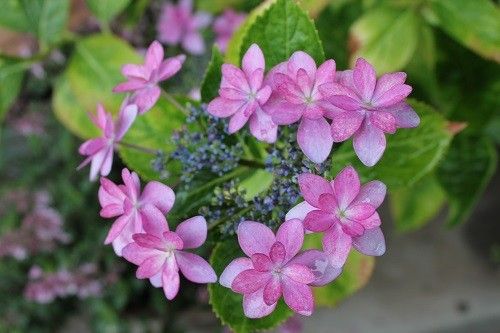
top-left (200, 46), bottom-right (224, 103)
top-left (331, 100), bottom-right (453, 190)
top-left (118, 98), bottom-right (187, 183)
top-left (239, 0), bottom-right (324, 70)
top-left (0, 59), bottom-right (25, 121)
top-left (239, 169), bottom-right (274, 200)
top-left (66, 34), bottom-right (141, 114)
top-left (349, 6), bottom-right (419, 73)
top-left (303, 233), bottom-right (374, 307)
top-left (390, 174), bottom-right (446, 232)
top-left (430, 0), bottom-right (500, 62)
top-left (85, 0), bottom-right (131, 23)
top-left (0, 0), bottom-right (30, 32)
top-left (437, 134), bottom-right (497, 226)
top-left (208, 239), bottom-right (293, 333)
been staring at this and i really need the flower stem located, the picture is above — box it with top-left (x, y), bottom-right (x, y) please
top-left (161, 90), bottom-right (190, 116)
top-left (118, 141), bottom-right (158, 155)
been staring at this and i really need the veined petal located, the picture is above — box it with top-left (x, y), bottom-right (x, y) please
top-left (263, 277), bottom-right (282, 306)
top-left (237, 221), bottom-right (275, 257)
top-left (269, 242), bottom-right (286, 264)
top-left (276, 219), bottom-right (304, 262)
top-left (353, 120), bottom-right (386, 167)
top-left (136, 255), bottom-right (165, 279)
top-left (228, 108), bottom-right (250, 133)
top-left (370, 111), bottom-right (397, 134)
top-left (242, 44), bottom-right (265, 79)
top-left (372, 84), bottom-right (412, 108)
top-left (330, 111), bottom-right (364, 142)
top-left (287, 51), bottom-right (317, 79)
top-left (141, 181), bottom-right (175, 214)
top-left (140, 204), bottom-right (168, 236)
top-left (243, 288), bottom-right (277, 318)
top-left (289, 250), bottom-right (341, 286)
top-left (221, 64), bottom-right (250, 91)
top-left (372, 72), bottom-right (406, 101)
top-left (248, 107), bottom-right (278, 143)
top-left (285, 201), bottom-right (316, 222)
top-left (359, 211), bottom-right (382, 229)
top-left (297, 117), bottom-right (334, 164)
top-left (345, 203), bottom-right (375, 221)
top-left (322, 224), bottom-right (352, 268)
top-left (316, 59), bottom-right (336, 86)
top-left (353, 58), bottom-right (376, 102)
top-left (219, 257), bottom-right (253, 288)
top-left (251, 253), bottom-right (273, 272)
top-left (265, 94), bottom-right (303, 125)
top-left (104, 214), bottom-right (130, 244)
top-left (232, 269), bottom-right (271, 294)
top-left (175, 216), bottom-right (207, 249)
top-left (385, 102), bottom-right (420, 128)
top-left (282, 276), bottom-right (314, 316)
top-left (176, 251), bottom-right (217, 283)
top-left (334, 166), bottom-right (361, 209)
top-left (162, 256), bottom-right (180, 300)
top-left (282, 264), bottom-right (315, 284)
top-left (122, 242), bottom-right (158, 265)
top-left (208, 97), bottom-right (245, 118)
top-left (298, 173), bottom-right (333, 208)
top-left (132, 86), bottom-right (161, 114)
top-left (303, 210), bottom-right (335, 233)
top-left (354, 180), bottom-right (386, 208)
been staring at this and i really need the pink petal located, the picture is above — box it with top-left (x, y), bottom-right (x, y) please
top-left (157, 55), bottom-right (186, 81)
top-left (99, 177), bottom-right (125, 206)
top-left (333, 166), bottom-right (360, 209)
top-left (289, 250), bottom-right (341, 286)
top-left (162, 231), bottom-right (184, 249)
top-left (219, 257), bottom-right (253, 288)
top-left (330, 110), bottom-right (364, 142)
top-left (354, 180), bottom-right (386, 208)
top-left (133, 233), bottom-right (167, 250)
top-left (303, 210), bottom-right (335, 232)
top-left (297, 117), bottom-right (334, 164)
top-left (220, 87), bottom-right (247, 100)
top-left (297, 173), bottom-right (333, 208)
top-left (228, 108), bottom-right (250, 133)
top-left (149, 271), bottom-right (162, 287)
top-left (336, 69), bottom-right (355, 88)
top-left (359, 211), bottom-right (381, 229)
top-left (345, 203), bottom-right (375, 222)
top-left (145, 41), bottom-right (164, 70)
top-left (221, 64), bottom-right (250, 91)
top-left (141, 181), bottom-right (176, 214)
top-left (207, 97), bottom-right (245, 118)
top-left (287, 51), bottom-right (317, 79)
top-left (340, 220), bottom-right (365, 237)
top-left (104, 214), bottom-right (130, 244)
top-left (269, 242), bottom-right (286, 264)
top-left (140, 204), bottom-right (168, 236)
top-left (372, 72), bottom-right (406, 101)
top-left (242, 44), bottom-right (265, 78)
top-left (372, 84), bottom-right (412, 108)
top-left (263, 277), bottom-right (282, 306)
top-left (251, 253), bottom-right (273, 272)
top-left (231, 269), bottom-right (271, 294)
top-left (243, 288), bottom-right (277, 318)
top-left (89, 148), bottom-right (108, 181)
top-left (317, 193), bottom-right (337, 213)
top-left (136, 255), bottom-right (165, 279)
top-left (352, 227), bottom-right (386, 256)
top-left (121, 168), bottom-right (140, 201)
top-left (248, 107), bottom-right (278, 143)
top-left (385, 102), bottom-right (420, 128)
top-left (113, 78), bottom-right (146, 93)
top-left (353, 58), bottom-right (376, 102)
top-left (175, 216), bottom-right (207, 249)
top-left (122, 64), bottom-right (147, 80)
top-left (322, 224), bottom-right (352, 268)
top-left (353, 120), bottom-right (386, 167)
top-left (132, 86), bottom-right (161, 114)
top-left (122, 242), bottom-right (158, 265)
top-left (281, 276), bottom-right (314, 316)
top-left (162, 256), bottom-right (180, 300)
top-left (175, 251), bottom-right (217, 283)
top-left (99, 147), bottom-right (114, 178)
top-left (316, 59), bottom-right (336, 86)
top-left (237, 221), bottom-right (276, 257)
top-left (248, 68), bottom-right (265, 95)
top-left (276, 219), bottom-right (304, 262)
top-left (100, 204), bottom-right (123, 218)
top-left (256, 85), bottom-right (272, 105)
top-left (265, 94), bottom-right (304, 125)
top-left (285, 201), bottom-right (316, 222)
top-left (79, 138), bottom-right (106, 155)
top-left (370, 111), bottom-right (396, 134)
top-left (115, 104), bottom-right (138, 140)
top-left (282, 264), bottom-right (315, 284)
top-left (319, 82), bottom-right (358, 101)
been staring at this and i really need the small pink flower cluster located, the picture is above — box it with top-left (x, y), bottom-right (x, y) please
top-left (208, 44), bottom-right (419, 165)
top-left (99, 168), bottom-right (216, 300)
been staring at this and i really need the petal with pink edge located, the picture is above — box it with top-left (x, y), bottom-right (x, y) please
top-left (115, 104), bottom-right (138, 140)
top-left (232, 269), bottom-right (271, 294)
top-left (289, 250), bottom-right (341, 286)
top-left (297, 117), bottom-right (334, 164)
top-left (248, 107), bottom-right (278, 143)
top-left (208, 97), bottom-right (245, 118)
top-left (140, 204), bottom-right (168, 236)
top-left (157, 55), bottom-right (185, 81)
top-left (322, 224), bottom-right (352, 268)
top-left (136, 255), bottom-right (165, 279)
top-left (104, 214), bottom-right (130, 245)
top-left (330, 110), bottom-right (364, 142)
top-left (228, 108), bottom-right (251, 133)
top-left (122, 242), bottom-right (158, 265)
top-left (316, 59), bottom-right (336, 86)
top-left (352, 227), bottom-right (386, 256)
top-left (303, 210), bottom-right (335, 233)
top-left (219, 257), bottom-right (253, 288)
top-left (162, 256), bottom-right (180, 300)
top-left (353, 58), bottom-right (376, 101)
top-left (237, 221), bottom-right (276, 257)
top-left (145, 41), bottom-right (164, 70)
top-left (242, 44), bottom-right (265, 78)
top-left (334, 165), bottom-right (361, 209)
top-left (345, 203), bottom-right (375, 221)
top-left (287, 51), bottom-right (317, 78)
top-left (276, 219), bottom-right (304, 261)
top-left (243, 288), bottom-right (277, 318)
top-left (265, 94), bottom-right (304, 125)
top-left (353, 120), bottom-right (386, 167)
top-left (176, 251), bottom-right (217, 283)
top-left (175, 216), bottom-right (207, 249)
top-left (354, 180), bottom-right (386, 208)
top-left (372, 72), bottom-right (406, 101)
top-left (385, 102), bottom-right (420, 128)
top-left (285, 201), bottom-right (316, 222)
top-left (370, 111), bottom-right (396, 134)
top-left (141, 181), bottom-right (175, 214)
top-left (297, 173), bottom-right (333, 208)
top-left (282, 264), bottom-right (315, 284)
top-left (132, 86), bottom-right (161, 114)
top-left (359, 211), bottom-right (382, 229)
top-left (282, 276), bottom-right (314, 316)
top-left (263, 277), bottom-right (282, 306)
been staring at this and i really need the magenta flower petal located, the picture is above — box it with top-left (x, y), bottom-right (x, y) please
top-left (303, 210), bottom-right (335, 232)
top-left (176, 251), bottom-right (217, 283)
top-left (330, 110), bottom-right (364, 142)
top-left (372, 72), bottom-right (406, 101)
top-left (122, 242), bottom-right (157, 265)
top-left (248, 107), bottom-right (278, 143)
top-left (104, 214), bottom-right (130, 245)
top-left (297, 173), bottom-right (333, 207)
top-left (243, 288), bottom-right (277, 318)
top-left (136, 255), bottom-right (165, 279)
top-left (121, 64), bottom-right (147, 80)
top-left (354, 180), bottom-right (386, 208)
top-left (158, 55), bottom-right (186, 81)
top-left (297, 117), bottom-right (334, 164)
top-left (237, 221), bottom-right (275, 257)
top-left (345, 203), bottom-right (375, 221)
top-left (352, 227), bottom-right (386, 256)
top-left (232, 269), bottom-right (271, 294)
top-left (385, 102), bottom-right (420, 128)
top-left (242, 44), bottom-right (265, 78)
top-left (353, 120), bottom-right (386, 167)
top-left (115, 104), bottom-right (138, 140)
top-left (266, 96), bottom-right (304, 125)
top-left (263, 277), bottom-right (282, 306)
top-left (132, 233), bottom-right (169, 250)
top-left (140, 204), bottom-right (168, 236)
top-left (113, 79), bottom-right (146, 93)
top-left (175, 216), bottom-right (207, 249)
top-left (162, 256), bottom-right (180, 300)
top-left (317, 193), bottom-right (337, 213)
top-left (252, 253), bottom-right (273, 272)
top-left (372, 84), bottom-right (412, 108)
top-left (353, 58), bottom-right (376, 102)
top-left (269, 242), bottom-right (286, 264)
top-left (282, 264), bottom-right (315, 284)
top-left (100, 203), bottom-right (123, 218)
top-left (359, 211), bottom-right (382, 229)
top-left (140, 181), bottom-right (175, 214)
top-left (219, 257), bottom-right (253, 288)
top-left (276, 219), bottom-right (304, 261)
top-left (287, 51), bottom-right (317, 78)
top-left (370, 111), bottom-right (397, 134)
top-left (79, 137), bottom-right (106, 155)
top-left (228, 108), bottom-right (251, 133)
top-left (208, 97), bottom-right (244, 118)
top-left (333, 166), bottom-right (361, 209)
top-left (289, 250), bottom-right (341, 286)
top-left (282, 276), bottom-right (314, 316)
top-left (285, 201), bottom-right (316, 221)
top-left (133, 85), bottom-right (161, 114)
top-left (322, 224), bottom-right (352, 268)
top-left (316, 59), bottom-right (336, 86)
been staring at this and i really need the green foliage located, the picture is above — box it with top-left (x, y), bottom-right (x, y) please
top-left (437, 134), bottom-right (498, 226)
top-left (0, 60), bottom-right (25, 121)
top-left (331, 100), bottom-right (453, 190)
top-left (430, 0), bottom-right (500, 62)
top-left (85, 0), bottom-right (131, 23)
top-left (390, 174), bottom-right (446, 232)
top-left (200, 46), bottom-right (224, 103)
top-left (208, 239), bottom-right (293, 333)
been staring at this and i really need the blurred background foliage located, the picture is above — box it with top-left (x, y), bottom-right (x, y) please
top-left (0, 0), bottom-right (498, 332)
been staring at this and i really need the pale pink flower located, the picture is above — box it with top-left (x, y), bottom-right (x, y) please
top-left (219, 219), bottom-right (339, 318)
top-left (213, 9), bottom-right (246, 52)
top-left (99, 168), bottom-right (175, 256)
top-left (157, 0), bottom-right (211, 55)
top-left (263, 51), bottom-right (336, 163)
top-left (78, 103), bottom-right (137, 181)
top-left (113, 41), bottom-right (186, 113)
top-left (287, 166), bottom-right (386, 268)
top-left (208, 44), bottom-right (276, 143)
top-left (319, 58), bottom-right (419, 166)
top-left (122, 215), bottom-right (217, 300)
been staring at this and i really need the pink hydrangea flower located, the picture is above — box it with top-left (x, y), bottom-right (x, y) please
top-left (99, 168), bottom-right (175, 256)
top-left (113, 41), bottom-right (186, 114)
top-left (219, 219), bottom-right (339, 318)
top-left (286, 166), bottom-right (386, 268)
top-left (208, 44), bottom-right (276, 143)
top-left (263, 51), bottom-right (336, 163)
top-left (122, 215), bottom-right (217, 300)
top-left (78, 103), bottom-right (137, 181)
top-left (157, 0), bottom-right (211, 55)
top-left (319, 58), bottom-right (419, 166)
top-left (213, 9), bottom-right (246, 52)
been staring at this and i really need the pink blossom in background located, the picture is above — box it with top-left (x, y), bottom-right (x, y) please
top-left (320, 58), bottom-right (419, 166)
top-left (208, 44), bottom-right (277, 143)
top-left (157, 0), bottom-right (211, 55)
top-left (78, 103), bottom-right (137, 181)
top-left (263, 52), bottom-right (336, 163)
top-left (122, 215), bottom-right (217, 300)
top-left (113, 41), bottom-right (186, 113)
top-left (280, 314), bottom-right (303, 333)
top-left (219, 219), bottom-right (339, 318)
top-left (287, 166), bottom-right (386, 268)
top-left (99, 168), bottom-right (175, 256)
top-left (213, 9), bottom-right (246, 52)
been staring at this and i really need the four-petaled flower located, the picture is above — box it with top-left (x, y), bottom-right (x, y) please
top-left (287, 166), bottom-right (386, 268)
top-left (220, 219), bottom-right (339, 318)
top-left (263, 51), bottom-right (336, 163)
top-left (122, 215), bottom-right (217, 300)
top-left (208, 44), bottom-right (276, 143)
top-left (99, 168), bottom-right (175, 256)
top-left (78, 103), bottom-right (137, 181)
top-left (113, 41), bottom-right (186, 114)
top-left (157, 0), bottom-right (211, 55)
top-left (213, 9), bottom-right (246, 52)
top-left (320, 58), bottom-right (419, 166)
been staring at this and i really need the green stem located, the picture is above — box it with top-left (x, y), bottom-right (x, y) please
top-left (239, 158), bottom-right (266, 169)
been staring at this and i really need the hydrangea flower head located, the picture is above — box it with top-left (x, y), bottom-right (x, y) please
top-left (208, 44), bottom-right (276, 143)
top-left (99, 168), bottom-right (175, 256)
top-left (219, 219), bottom-right (339, 318)
top-left (263, 51), bottom-right (336, 163)
top-left (113, 41), bottom-right (186, 113)
top-left (157, 0), bottom-right (211, 55)
top-left (78, 103), bottom-right (137, 181)
top-left (213, 9), bottom-right (246, 52)
top-left (123, 215), bottom-right (217, 300)
top-left (287, 166), bottom-right (386, 267)
top-left (320, 58), bottom-right (419, 166)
